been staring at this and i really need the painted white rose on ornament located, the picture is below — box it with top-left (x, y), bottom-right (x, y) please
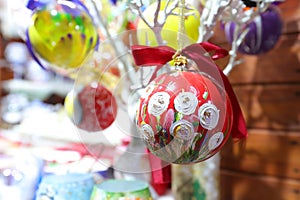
top-left (170, 119), bottom-right (195, 140)
top-left (140, 123), bottom-right (154, 141)
top-left (198, 102), bottom-right (219, 130)
top-left (148, 92), bottom-right (170, 116)
top-left (208, 132), bottom-right (224, 151)
top-left (174, 92), bottom-right (198, 115)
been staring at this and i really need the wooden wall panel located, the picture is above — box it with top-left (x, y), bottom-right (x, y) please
top-left (218, 2), bottom-right (300, 199)
top-left (233, 84), bottom-right (300, 130)
top-left (221, 169), bottom-right (300, 200)
top-left (227, 33), bottom-right (300, 85)
top-left (279, 0), bottom-right (300, 34)
top-left (221, 129), bottom-right (300, 180)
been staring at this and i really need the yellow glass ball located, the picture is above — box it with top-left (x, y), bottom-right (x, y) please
top-left (27, 1), bottom-right (98, 72)
top-left (64, 90), bottom-right (76, 120)
top-left (137, 1), bottom-right (200, 48)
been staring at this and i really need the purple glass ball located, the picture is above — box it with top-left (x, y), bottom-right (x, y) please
top-left (224, 5), bottom-right (283, 55)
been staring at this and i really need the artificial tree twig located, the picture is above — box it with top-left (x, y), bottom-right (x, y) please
top-left (128, 0), bottom-right (182, 45)
top-left (129, 3), bottom-right (153, 28)
top-left (198, 0), bottom-right (231, 42)
top-left (153, 0), bottom-right (161, 26)
top-left (223, 24), bottom-right (249, 75)
top-left (163, 0), bottom-right (180, 21)
top-left (88, 0), bottom-right (138, 85)
top-left (163, 0), bottom-right (173, 17)
top-left (221, 0), bottom-right (256, 75)
top-left (127, 0), bottom-right (180, 87)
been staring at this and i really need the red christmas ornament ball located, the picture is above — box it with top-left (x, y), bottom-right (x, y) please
top-left (65, 83), bottom-right (118, 132)
top-left (136, 70), bottom-right (233, 164)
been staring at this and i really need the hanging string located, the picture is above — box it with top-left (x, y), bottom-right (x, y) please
top-left (173, 0), bottom-right (187, 70)
top-left (178, 0), bottom-right (185, 52)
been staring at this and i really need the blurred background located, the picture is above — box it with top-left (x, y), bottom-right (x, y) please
top-left (0, 0), bottom-right (299, 200)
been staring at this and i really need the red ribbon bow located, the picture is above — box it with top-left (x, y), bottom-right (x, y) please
top-left (131, 42), bottom-right (248, 140)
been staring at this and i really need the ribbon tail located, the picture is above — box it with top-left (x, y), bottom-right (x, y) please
top-left (200, 42), bottom-right (248, 140)
top-left (147, 149), bottom-right (171, 195)
top-left (199, 42), bottom-right (229, 60)
top-left (184, 43), bottom-right (247, 140)
top-left (219, 70), bottom-right (248, 140)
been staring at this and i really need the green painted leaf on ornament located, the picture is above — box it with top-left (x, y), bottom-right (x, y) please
top-left (192, 121), bottom-right (200, 127)
top-left (175, 112), bottom-right (183, 121)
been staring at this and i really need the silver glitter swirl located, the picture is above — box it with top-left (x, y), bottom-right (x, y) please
top-left (198, 102), bottom-right (219, 130)
top-left (140, 123), bottom-right (154, 140)
top-left (148, 92), bottom-right (170, 116)
top-left (170, 119), bottom-right (195, 140)
top-left (174, 92), bottom-right (198, 115)
top-left (208, 132), bottom-right (224, 150)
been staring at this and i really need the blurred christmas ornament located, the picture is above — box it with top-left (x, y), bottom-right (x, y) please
top-left (136, 0), bottom-right (200, 48)
top-left (65, 82), bottom-right (117, 132)
top-left (26, 0), bottom-right (98, 75)
top-left (224, 5), bottom-right (283, 55)
top-left (110, 0), bottom-right (118, 5)
top-left (91, 179), bottom-right (152, 200)
top-left (36, 173), bottom-right (95, 200)
top-left (272, 1), bottom-right (284, 6)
